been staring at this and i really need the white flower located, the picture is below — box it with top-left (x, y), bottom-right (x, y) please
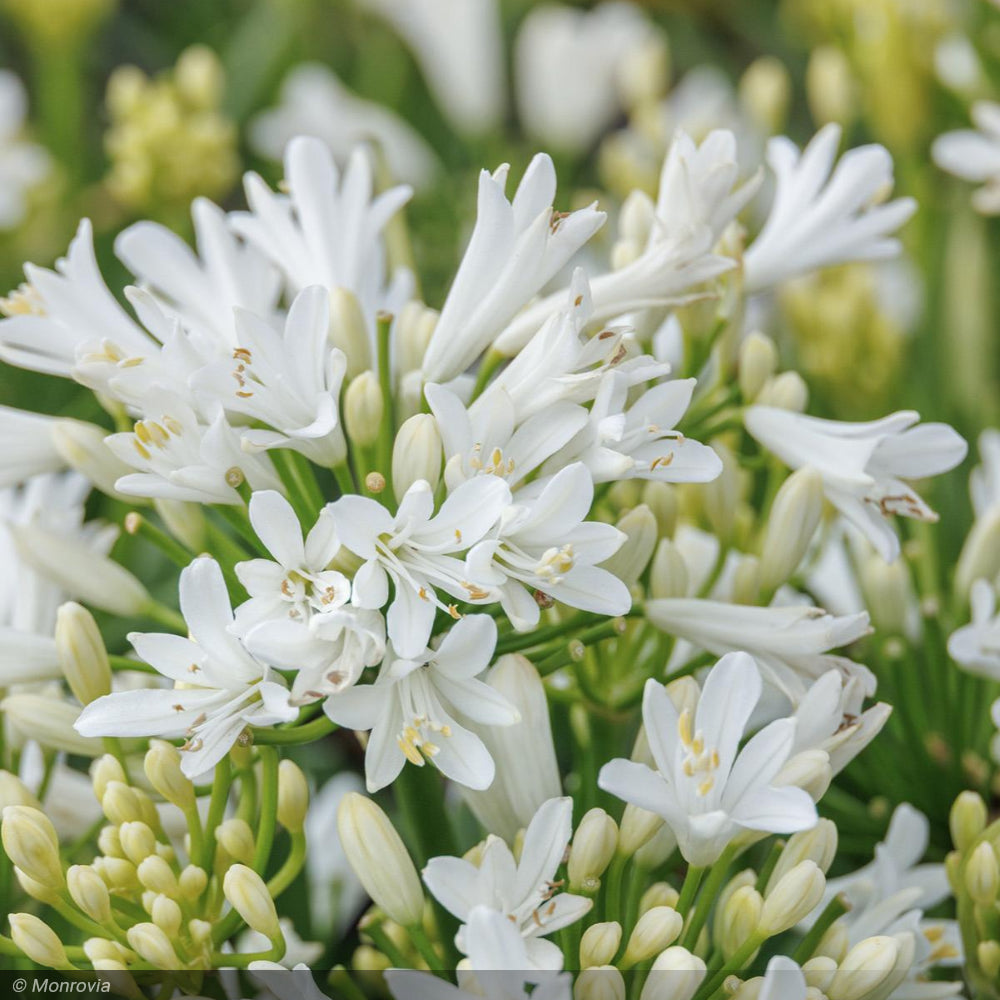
top-left (250, 64), bottom-right (439, 190)
top-left (323, 614), bottom-right (518, 791)
top-left (75, 557), bottom-right (296, 778)
top-left (467, 463), bottom-right (631, 631)
top-left (0, 405), bottom-right (63, 488)
top-left (947, 579), bottom-right (1000, 679)
top-left (0, 71), bottom-right (50, 230)
top-left (598, 652), bottom-right (818, 866)
top-left (192, 285), bottom-right (348, 465)
top-left (969, 429), bottom-right (1000, 517)
top-left (752, 956), bottom-right (809, 1000)
top-left (421, 155), bottom-right (605, 383)
top-left (422, 797), bottom-right (592, 970)
top-left (355, 0), bottom-right (505, 136)
top-left (744, 406), bottom-right (968, 562)
top-left (647, 597), bottom-right (872, 702)
top-left (743, 124), bottom-right (917, 292)
top-left (933, 102), bottom-right (1000, 214)
top-left (329, 476), bottom-right (511, 657)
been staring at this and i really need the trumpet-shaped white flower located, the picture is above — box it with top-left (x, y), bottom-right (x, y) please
top-left (0, 71), bottom-right (50, 230)
top-left (744, 406), bottom-right (968, 562)
top-left (947, 579), bottom-right (1000, 679)
top-left (329, 477), bottom-right (511, 657)
top-left (323, 614), bottom-right (518, 791)
top-left (933, 102), bottom-right (1000, 214)
top-left (0, 405), bottom-right (63, 488)
top-left (743, 124), bottom-right (916, 292)
top-left (599, 652), bottom-right (818, 866)
top-left (753, 956), bottom-right (809, 1000)
top-left (75, 557), bottom-right (296, 778)
top-left (423, 797), bottom-right (592, 970)
top-left (192, 286), bottom-right (348, 465)
top-left (250, 64), bottom-right (440, 190)
top-left (467, 463), bottom-right (631, 631)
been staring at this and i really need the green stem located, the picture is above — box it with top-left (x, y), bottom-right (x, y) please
top-left (126, 512), bottom-right (193, 568)
top-left (267, 832), bottom-right (306, 899)
top-left (253, 746), bottom-right (279, 875)
top-left (676, 865), bottom-right (707, 918)
top-left (407, 922), bottom-right (446, 973)
top-left (694, 932), bottom-right (766, 1000)
top-left (604, 854), bottom-right (628, 927)
top-left (470, 350), bottom-right (504, 401)
top-left (791, 894), bottom-right (849, 963)
top-left (375, 313), bottom-right (396, 491)
top-left (333, 462), bottom-right (357, 497)
top-left (141, 600), bottom-right (187, 633)
top-left (201, 757), bottom-right (232, 871)
top-left (108, 653), bottom-right (157, 674)
top-left (250, 714), bottom-right (336, 745)
top-left (681, 845), bottom-right (737, 950)
top-left (365, 922), bottom-right (412, 969)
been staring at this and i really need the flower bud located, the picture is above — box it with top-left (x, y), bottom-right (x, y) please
top-left (93, 856), bottom-right (138, 891)
top-left (1, 806), bottom-right (63, 889)
top-left (640, 882), bottom-right (679, 914)
top-left (767, 820), bottom-right (838, 892)
top-left (276, 759), bottom-right (309, 833)
top-left (643, 482), bottom-right (677, 538)
top-left (397, 301), bottom-right (438, 376)
top-left (83, 939), bottom-right (130, 965)
top-left (801, 956), bottom-right (838, 992)
top-left (618, 804), bottom-right (663, 857)
top-left (67, 865), bottom-right (112, 924)
top-left (55, 602), bottom-right (112, 705)
top-left (0, 770), bottom-right (41, 811)
top-left (10, 913), bottom-right (72, 969)
top-left (641, 947), bottom-right (706, 1000)
top-left (827, 935), bottom-right (900, 1000)
top-left (91, 755), bottom-right (127, 801)
top-left (806, 46), bottom-right (856, 128)
top-left (580, 922), bottom-right (622, 968)
top-left (978, 940), bottom-right (1000, 980)
top-left (137, 855), bottom-right (178, 897)
top-left (354, 944), bottom-right (391, 972)
top-left (760, 861), bottom-right (825, 935)
top-left (153, 498), bottom-right (206, 551)
top-left (392, 414), bottom-right (442, 501)
top-left (634, 822), bottom-right (678, 870)
top-left (861, 556), bottom-right (913, 636)
top-left (601, 505), bottom-right (657, 587)
top-left (11, 521), bottom-right (150, 617)
top-left (816, 921), bottom-right (850, 963)
top-left (102, 781), bottom-right (144, 826)
top-left (569, 809), bottom-right (618, 890)
top-left (756, 372), bottom-right (808, 412)
top-left (52, 419), bottom-right (133, 501)
top-left (623, 906), bottom-right (683, 967)
top-left (965, 842), bottom-right (1000, 905)
top-left (574, 967), bottom-right (625, 1000)
top-left (776, 750), bottom-right (832, 801)
top-left (950, 790), bottom-right (988, 851)
top-left (703, 440), bottom-right (740, 543)
top-left (179, 864), bottom-right (208, 901)
top-left (730, 554), bottom-right (760, 605)
top-left (329, 287), bottom-right (372, 377)
top-left (717, 885), bottom-right (762, 960)
top-left (216, 818), bottom-right (255, 865)
top-left (337, 792), bottom-right (424, 927)
top-left (2, 694), bottom-right (102, 756)
top-left (119, 822), bottom-right (158, 866)
top-left (649, 539), bottom-right (689, 599)
top-left (126, 923), bottom-right (180, 970)
top-left (144, 741), bottom-right (194, 811)
top-left (15, 866), bottom-right (59, 903)
top-left (759, 468), bottom-right (823, 592)
top-left (151, 894), bottom-right (183, 937)
top-left (343, 371), bottom-right (384, 450)
top-left (957, 510), bottom-right (1000, 598)
top-left (618, 33), bottom-right (670, 106)
top-left (739, 58), bottom-right (790, 135)
top-left (224, 863), bottom-right (281, 941)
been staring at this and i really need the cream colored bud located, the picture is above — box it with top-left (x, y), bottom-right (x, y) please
top-left (224, 864), bottom-right (281, 941)
top-left (649, 539), bottom-right (689, 599)
top-left (67, 865), bottom-right (112, 924)
top-left (861, 556), bottom-right (912, 636)
top-left (277, 759), bottom-right (309, 833)
top-left (329, 287), bottom-right (372, 377)
top-left (816, 920), bottom-right (850, 963)
top-left (11, 521), bottom-right (151, 617)
top-left (956, 511), bottom-right (1000, 597)
top-left (634, 822), bottom-right (678, 870)
top-left (179, 864), bottom-right (208, 901)
top-left (619, 190), bottom-right (654, 246)
top-left (344, 372), bottom-right (384, 449)
top-left (93, 856), bottom-right (138, 892)
top-left (801, 956), bottom-right (838, 993)
top-left (150, 893), bottom-right (183, 937)
top-left (188, 918), bottom-right (213, 946)
top-left (978, 940), bottom-right (1000, 980)
top-left (97, 825), bottom-right (122, 858)
top-left (641, 947), bottom-right (706, 1000)
top-left (397, 300), bottom-right (438, 375)
top-left (216, 818), bottom-right (255, 865)
top-left (15, 866), bottom-right (59, 903)
top-left (10, 912), bottom-right (72, 969)
top-left (119, 822), bottom-right (158, 866)
top-left (102, 781), bottom-right (144, 826)
top-left (776, 750), bottom-right (832, 801)
top-left (738, 332), bottom-right (779, 403)
top-left (717, 885), bottom-right (763, 959)
top-left (767, 820), bottom-right (839, 892)
top-left (126, 922), bottom-right (180, 970)
top-left (580, 922), bottom-right (622, 968)
top-left (642, 482), bottom-right (677, 537)
top-left (1, 806), bottom-right (63, 889)
top-left (950, 790), bottom-right (988, 851)
top-left (1, 694), bottom-right (102, 757)
top-left (153, 498), bottom-right (206, 551)
top-left (52, 420), bottom-right (133, 501)
top-left (739, 57), bottom-right (791, 134)
top-left (827, 936), bottom-right (900, 1000)
top-left (640, 882), bottom-right (679, 914)
top-left (623, 906), bottom-right (683, 966)
top-left (713, 870), bottom-right (756, 943)
top-left (760, 468), bottom-right (824, 592)
top-left (602, 505), bottom-right (658, 587)
top-left (618, 804), bottom-right (663, 856)
top-left (756, 372), bottom-right (808, 412)
top-left (0, 770), bottom-right (41, 811)
top-left (965, 842), bottom-right (1000, 905)
top-left (354, 944), bottom-right (391, 971)
top-left (574, 967), bottom-right (625, 1000)
top-left (337, 793), bottom-right (424, 927)
top-left (91, 754), bottom-right (127, 802)
top-left (731, 555), bottom-right (761, 606)
top-left (392, 414), bottom-right (442, 501)
top-left (174, 45), bottom-right (224, 110)
top-left (760, 861), bottom-right (826, 935)
top-left (569, 809), bottom-right (618, 889)
top-left (55, 602), bottom-right (112, 705)
top-left (703, 440), bottom-right (741, 543)
top-left (143, 741), bottom-right (194, 811)
top-left (83, 938), bottom-right (130, 965)
top-left (137, 855), bottom-right (178, 897)
top-left (807, 46), bottom-right (856, 128)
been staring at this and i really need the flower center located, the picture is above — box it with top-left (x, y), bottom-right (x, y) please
top-left (678, 707), bottom-right (720, 797)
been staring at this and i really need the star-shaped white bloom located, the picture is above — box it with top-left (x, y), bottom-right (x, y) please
top-left (329, 476), bottom-right (511, 657)
top-left (948, 579), bottom-right (1000, 680)
top-left (599, 652), bottom-right (817, 866)
top-left (423, 798), bottom-right (592, 970)
top-left (323, 614), bottom-right (518, 791)
top-left (933, 102), bottom-right (1000, 215)
top-left (744, 406), bottom-right (968, 562)
top-left (75, 557), bottom-right (296, 778)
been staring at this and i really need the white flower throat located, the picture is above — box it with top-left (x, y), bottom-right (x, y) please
top-left (678, 707), bottom-right (721, 797)
top-left (395, 670), bottom-right (452, 766)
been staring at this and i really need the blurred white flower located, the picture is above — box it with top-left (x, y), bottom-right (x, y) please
top-left (0, 405), bottom-right (63, 488)
top-left (933, 102), bottom-right (1000, 214)
top-left (948, 579), bottom-right (1000, 679)
top-left (0, 71), bottom-right (49, 230)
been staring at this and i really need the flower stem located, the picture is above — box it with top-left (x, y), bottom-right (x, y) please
top-left (141, 599), bottom-right (187, 633)
top-left (201, 756), bottom-right (232, 871)
top-left (375, 312), bottom-right (396, 486)
top-left (680, 845), bottom-right (736, 950)
top-left (253, 745), bottom-right (279, 875)
top-left (267, 831), bottom-right (306, 899)
top-left (250, 714), bottom-right (336, 745)
top-left (407, 921), bottom-right (447, 973)
top-left (791, 893), bottom-right (849, 963)
top-left (676, 864), bottom-right (707, 918)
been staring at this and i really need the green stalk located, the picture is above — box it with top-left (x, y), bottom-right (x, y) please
top-left (675, 865), bottom-right (707, 918)
top-left (252, 746), bottom-right (279, 875)
top-left (680, 844), bottom-right (737, 949)
top-left (250, 714), bottom-right (336, 745)
top-left (267, 832), bottom-right (306, 899)
top-left (791, 894), bottom-right (849, 963)
top-left (375, 313), bottom-right (396, 489)
top-left (201, 757), bottom-right (233, 871)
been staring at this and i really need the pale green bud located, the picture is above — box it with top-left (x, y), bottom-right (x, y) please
top-left (760, 861), bottom-right (826, 935)
top-left (767, 820), bottom-right (838, 893)
top-left (153, 498), bottom-right (206, 551)
top-left (802, 956), bottom-right (838, 993)
top-left (731, 554), bottom-right (761, 606)
top-left (223, 863), bottom-right (281, 941)
top-left (827, 935), bottom-right (900, 1000)
top-left (144, 741), bottom-right (195, 811)
top-left (14, 866), bottom-right (59, 903)
top-left (738, 332), bottom-right (779, 404)
top-left (150, 893), bottom-right (183, 937)
top-left (52, 420), bottom-right (133, 501)
top-left (93, 856), bottom-right (138, 892)
top-left (277, 759), bottom-right (309, 833)
top-left (641, 947), bottom-right (706, 1000)
top-left (97, 825), bottom-right (123, 858)
top-left (10, 913), bottom-right (72, 969)
top-left (174, 45), bottom-right (223, 110)
top-left (102, 781), bottom-right (144, 826)
top-left (965, 842), bottom-right (1000, 905)
top-left (392, 414), bottom-right (442, 501)
top-left (717, 885), bottom-right (762, 960)
top-left (188, 918), bottom-right (213, 947)
top-left (978, 940), bottom-right (1000, 980)
top-left (0, 770), bottom-right (41, 811)
top-left (118, 822), bottom-right (158, 866)
top-left (178, 864), bottom-right (208, 901)
top-left (55, 602), bottom-right (112, 704)
top-left (640, 882), bottom-right (679, 915)
top-left (1, 694), bottom-right (102, 756)
top-left (601, 505), bottom-right (658, 587)
top-left (703, 440), bottom-right (741, 543)
top-left (1, 805), bottom-right (63, 889)
top-left (67, 864), bottom-right (112, 924)
top-left (618, 34), bottom-right (669, 107)
top-left (136, 855), bottom-right (178, 897)
top-left (642, 482), bottom-right (677, 537)
top-left (579, 922), bottom-right (622, 968)
top-left (83, 938), bottom-right (131, 965)
top-left (574, 967), bottom-right (625, 1000)
top-left (861, 556), bottom-right (913, 636)
top-left (617, 804), bottom-right (663, 856)
top-left (344, 372), bottom-right (384, 449)
top-left (739, 58), bottom-right (791, 135)
top-left (649, 539), bottom-right (689, 599)
top-left (126, 922), bottom-right (180, 970)
top-left (568, 809), bottom-right (618, 890)
top-left (329, 287), bottom-right (372, 377)
top-left (806, 46), bottom-right (856, 128)
top-left (396, 300), bottom-right (438, 376)
top-left (760, 468), bottom-right (824, 592)
top-left (337, 792), bottom-right (425, 927)
top-left (776, 749), bottom-right (832, 802)
top-left (623, 906), bottom-right (683, 966)
top-left (216, 818), bottom-right (255, 865)
top-left (816, 921), bottom-right (850, 963)
top-left (950, 790), bottom-right (988, 851)
top-left (955, 510), bottom-right (1000, 597)
top-left (756, 372), bottom-right (808, 412)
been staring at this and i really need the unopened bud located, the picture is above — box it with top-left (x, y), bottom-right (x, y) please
top-left (861, 556), bottom-right (913, 636)
top-left (776, 749), bottom-right (832, 801)
top-left (144, 741), bottom-right (194, 811)
top-left (329, 287), bottom-right (372, 378)
top-left (623, 906), bottom-right (683, 966)
top-left (580, 922), bottom-right (622, 967)
top-left (392, 414), bottom-right (442, 501)
top-left (52, 420), bottom-right (133, 501)
top-left (640, 882), bottom-right (679, 914)
top-left (618, 804), bottom-right (663, 856)
top-left (634, 822), bottom-right (678, 870)
top-left (119, 822), bottom-right (157, 866)
top-left (67, 865), bottom-right (112, 924)
top-left (93, 856), bottom-right (138, 892)
top-left (730, 554), bottom-right (761, 605)
top-left (137, 855), bottom-right (178, 897)
top-left (703, 440), bottom-right (740, 543)
top-left (806, 46), bottom-right (856, 128)
top-left (126, 923), bottom-right (180, 970)
top-left (216, 818), bottom-right (255, 865)
top-left (10, 913), bottom-right (72, 969)
top-left (15, 867), bottom-right (59, 903)
top-left (756, 372), bottom-right (808, 412)
top-left (344, 372), bottom-right (384, 449)
top-left (641, 947), bottom-right (706, 1000)
top-left (950, 790), bottom-right (988, 851)
top-left (739, 58), bottom-right (790, 135)
top-left (396, 300), bottom-right (438, 376)
top-left (337, 793), bottom-right (424, 927)
top-left (276, 759), bottom-right (309, 833)
top-left (179, 864), bottom-right (208, 901)
top-left (738, 332), bottom-right (779, 404)
top-left (224, 864), bottom-right (281, 940)
top-left (642, 482), bottom-right (677, 538)
top-left (91, 755), bottom-right (126, 802)
top-left (150, 894), bottom-right (183, 937)
top-left (574, 967), bottom-right (625, 1000)
top-left (827, 935), bottom-right (899, 1000)
top-left (569, 809), bottom-right (618, 889)
top-left (601, 505), bottom-right (657, 587)
top-left (1, 806), bottom-right (63, 889)
top-left (55, 602), bottom-right (112, 705)
top-left (760, 861), bottom-right (825, 935)
top-left (2, 694), bottom-right (102, 756)
top-left (153, 498), bottom-right (206, 551)
top-left (956, 512), bottom-right (1000, 597)
top-left (102, 781), bottom-right (144, 826)
top-left (717, 885), bottom-right (763, 960)
top-left (0, 770), bottom-right (41, 811)
top-left (767, 820), bottom-right (838, 892)
top-left (965, 842), bottom-right (1000, 905)
top-left (649, 539), bottom-right (688, 599)
top-left (978, 940), bottom-right (1000, 980)
top-left (760, 468), bottom-right (823, 592)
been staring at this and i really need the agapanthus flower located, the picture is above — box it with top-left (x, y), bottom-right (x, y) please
top-left (933, 102), bottom-right (1000, 214)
